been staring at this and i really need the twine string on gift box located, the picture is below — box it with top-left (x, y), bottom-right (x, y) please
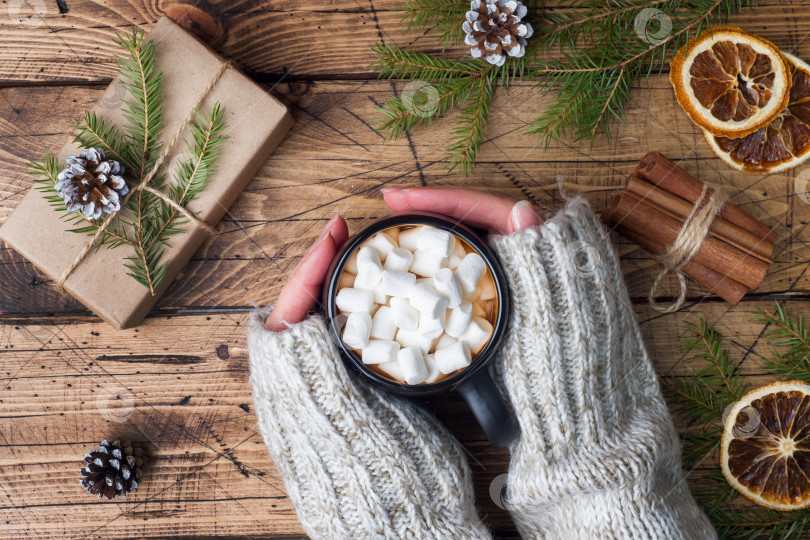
top-left (648, 183), bottom-right (727, 313)
top-left (56, 60), bottom-right (232, 292)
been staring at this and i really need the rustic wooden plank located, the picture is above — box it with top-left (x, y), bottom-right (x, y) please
top-left (2, 78), bottom-right (808, 316)
top-left (0, 301), bottom-right (799, 538)
top-left (0, 1), bottom-right (808, 82)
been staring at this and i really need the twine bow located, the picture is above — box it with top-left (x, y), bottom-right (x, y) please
top-left (57, 60), bottom-right (232, 292)
top-left (648, 184), bottom-right (727, 313)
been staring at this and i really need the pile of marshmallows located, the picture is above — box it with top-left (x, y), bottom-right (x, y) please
top-left (336, 225), bottom-right (495, 385)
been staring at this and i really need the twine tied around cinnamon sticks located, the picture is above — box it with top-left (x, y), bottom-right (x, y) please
top-left (604, 152), bottom-right (776, 311)
top-left (56, 60), bottom-right (232, 293)
top-left (648, 184), bottom-right (727, 313)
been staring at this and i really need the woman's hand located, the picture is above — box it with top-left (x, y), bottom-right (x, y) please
top-left (264, 188), bottom-right (542, 331)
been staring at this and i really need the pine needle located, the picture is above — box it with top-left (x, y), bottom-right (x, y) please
top-left (371, 0), bottom-right (757, 174)
top-left (661, 311), bottom-right (810, 537)
top-left (28, 27), bottom-right (227, 293)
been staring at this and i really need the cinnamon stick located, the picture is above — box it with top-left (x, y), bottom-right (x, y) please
top-left (608, 206), bottom-right (747, 305)
top-left (634, 151), bottom-right (777, 245)
top-left (626, 175), bottom-right (774, 262)
top-left (603, 190), bottom-right (768, 290)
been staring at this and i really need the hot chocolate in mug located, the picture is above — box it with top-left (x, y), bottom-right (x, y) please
top-left (323, 212), bottom-right (518, 447)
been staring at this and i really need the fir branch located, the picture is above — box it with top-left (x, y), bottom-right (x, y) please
top-left (114, 26), bottom-right (166, 295)
top-left (147, 103), bottom-right (228, 250)
top-left (73, 111), bottom-right (136, 170)
top-left (372, 0), bottom-right (756, 174)
top-left (447, 69), bottom-right (496, 175)
top-left (755, 303), bottom-right (810, 383)
top-left (399, 0), bottom-right (468, 47)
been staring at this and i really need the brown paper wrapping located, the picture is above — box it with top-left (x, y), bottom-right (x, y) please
top-left (0, 17), bottom-right (293, 328)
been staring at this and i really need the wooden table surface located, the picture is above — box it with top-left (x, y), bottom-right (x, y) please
top-left (2, 1), bottom-right (810, 538)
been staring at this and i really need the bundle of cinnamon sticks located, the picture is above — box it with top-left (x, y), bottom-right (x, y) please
top-left (603, 151), bottom-right (776, 305)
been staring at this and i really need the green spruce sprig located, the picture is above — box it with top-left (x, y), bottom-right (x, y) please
top-left (372, 0), bottom-right (756, 174)
top-left (28, 27), bottom-right (228, 294)
top-left (663, 305), bottom-right (810, 539)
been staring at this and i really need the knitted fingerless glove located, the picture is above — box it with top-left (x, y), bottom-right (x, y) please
top-left (247, 312), bottom-right (491, 540)
top-left (491, 197), bottom-right (716, 539)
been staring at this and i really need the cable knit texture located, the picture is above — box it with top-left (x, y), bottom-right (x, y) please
top-left (491, 197), bottom-right (715, 539)
top-left (247, 197), bottom-right (716, 540)
top-left (247, 310), bottom-right (490, 540)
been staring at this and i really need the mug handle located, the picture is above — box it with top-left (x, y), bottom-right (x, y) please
top-left (456, 368), bottom-right (519, 447)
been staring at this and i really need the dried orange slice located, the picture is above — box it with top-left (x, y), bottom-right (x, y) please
top-left (705, 52), bottom-right (810, 174)
top-left (721, 381), bottom-right (810, 511)
top-left (670, 27), bottom-right (791, 138)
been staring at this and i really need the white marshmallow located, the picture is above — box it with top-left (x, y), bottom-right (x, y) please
top-left (416, 277), bottom-right (433, 286)
top-left (434, 341), bottom-right (471, 374)
top-left (417, 227), bottom-right (455, 257)
top-left (452, 238), bottom-right (467, 258)
top-left (418, 311), bottom-right (445, 339)
top-left (448, 253), bottom-right (463, 269)
top-left (338, 271), bottom-right (355, 289)
top-left (397, 227), bottom-right (423, 251)
top-left (343, 311), bottom-right (372, 349)
top-left (354, 247), bottom-right (383, 289)
top-left (377, 360), bottom-right (405, 382)
top-left (379, 270), bottom-right (416, 297)
top-left (436, 333), bottom-right (456, 350)
top-left (390, 297), bottom-right (419, 331)
top-left (433, 268), bottom-right (463, 308)
top-left (445, 301), bottom-right (473, 338)
top-left (459, 316), bottom-right (493, 354)
top-left (371, 306), bottom-right (397, 340)
top-left (398, 346), bottom-right (429, 384)
top-left (384, 247), bottom-right (414, 272)
top-left (409, 251), bottom-right (447, 278)
top-left (395, 328), bottom-right (434, 354)
top-left (366, 232), bottom-right (397, 261)
top-left (480, 278), bottom-right (496, 300)
top-left (409, 283), bottom-right (449, 319)
top-left (423, 353), bottom-right (442, 383)
top-left (345, 252), bottom-right (359, 274)
top-left (456, 252), bottom-right (486, 295)
top-left (336, 288), bottom-right (373, 313)
top-left (362, 339), bottom-right (400, 365)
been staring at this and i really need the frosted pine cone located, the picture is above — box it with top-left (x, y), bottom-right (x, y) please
top-left (463, 0), bottom-right (533, 66)
top-left (80, 439), bottom-right (144, 500)
top-left (55, 147), bottom-right (128, 221)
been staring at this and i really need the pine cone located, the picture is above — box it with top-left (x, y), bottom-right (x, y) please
top-left (55, 147), bottom-right (128, 221)
top-left (80, 439), bottom-right (144, 500)
top-left (463, 0), bottom-right (533, 66)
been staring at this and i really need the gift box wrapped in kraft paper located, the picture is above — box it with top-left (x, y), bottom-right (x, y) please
top-left (0, 16), bottom-right (293, 329)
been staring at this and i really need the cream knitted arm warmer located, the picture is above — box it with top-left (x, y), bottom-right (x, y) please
top-left (491, 198), bottom-right (716, 539)
top-left (247, 311), bottom-right (491, 540)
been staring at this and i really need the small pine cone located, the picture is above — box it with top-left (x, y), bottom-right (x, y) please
top-left (55, 147), bottom-right (128, 221)
top-left (463, 0), bottom-right (533, 66)
top-left (80, 439), bottom-right (144, 500)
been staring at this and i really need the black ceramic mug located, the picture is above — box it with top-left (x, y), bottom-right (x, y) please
top-left (323, 212), bottom-right (519, 447)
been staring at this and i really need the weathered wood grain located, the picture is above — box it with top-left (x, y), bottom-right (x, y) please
top-left (0, 1), bottom-right (809, 82)
top-left (0, 301), bottom-right (794, 538)
top-left (2, 77), bottom-right (809, 316)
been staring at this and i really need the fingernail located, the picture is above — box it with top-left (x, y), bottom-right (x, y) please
top-left (318, 213), bottom-right (340, 240)
top-left (510, 200), bottom-right (538, 231)
top-left (380, 187), bottom-right (401, 194)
